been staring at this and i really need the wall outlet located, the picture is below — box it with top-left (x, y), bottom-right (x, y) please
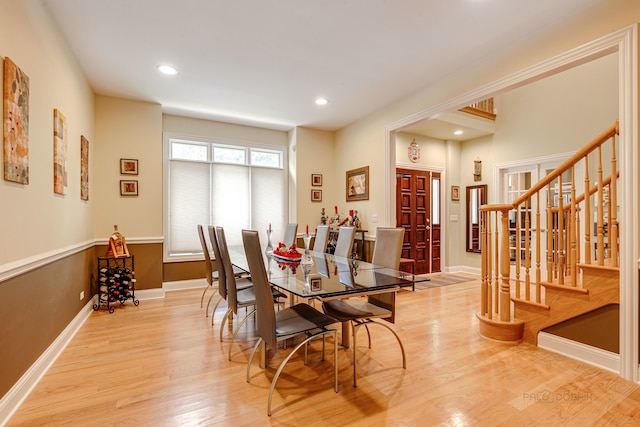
top-left (80, 291), bottom-right (85, 301)
top-left (372, 214), bottom-right (378, 223)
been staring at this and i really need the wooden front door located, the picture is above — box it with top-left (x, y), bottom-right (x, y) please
top-left (396, 168), bottom-right (441, 274)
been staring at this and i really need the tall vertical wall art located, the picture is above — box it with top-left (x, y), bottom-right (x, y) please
top-left (53, 108), bottom-right (67, 195)
top-left (3, 57), bottom-right (30, 184)
top-left (80, 135), bottom-right (89, 201)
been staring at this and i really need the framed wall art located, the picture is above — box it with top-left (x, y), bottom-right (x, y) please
top-left (3, 57), bottom-right (30, 184)
top-left (120, 158), bottom-right (138, 175)
top-left (80, 136), bottom-right (89, 201)
top-left (120, 180), bottom-right (138, 196)
top-left (311, 189), bottom-right (322, 202)
top-left (53, 108), bottom-right (68, 195)
top-left (346, 165), bottom-right (369, 201)
top-left (451, 185), bottom-right (460, 201)
top-left (312, 173), bottom-right (322, 186)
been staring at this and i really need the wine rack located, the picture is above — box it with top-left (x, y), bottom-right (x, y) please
top-left (93, 256), bottom-right (139, 313)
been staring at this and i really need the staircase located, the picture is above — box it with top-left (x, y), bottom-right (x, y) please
top-left (477, 121), bottom-right (620, 345)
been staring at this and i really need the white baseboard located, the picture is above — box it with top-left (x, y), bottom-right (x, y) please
top-left (162, 278), bottom-right (207, 292)
top-left (538, 331), bottom-right (620, 374)
top-left (445, 265), bottom-right (481, 276)
top-left (0, 300), bottom-right (95, 427)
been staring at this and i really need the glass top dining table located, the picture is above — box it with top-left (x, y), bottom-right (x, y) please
top-left (228, 246), bottom-right (427, 300)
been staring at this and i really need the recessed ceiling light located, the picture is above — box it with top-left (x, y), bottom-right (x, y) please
top-left (454, 130), bottom-right (464, 135)
top-left (315, 98), bottom-right (329, 105)
top-left (158, 65), bottom-right (178, 75)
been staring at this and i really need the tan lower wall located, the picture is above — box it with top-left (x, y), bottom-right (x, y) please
top-left (163, 260), bottom-right (208, 283)
top-left (0, 248), bottom-right (94, 398)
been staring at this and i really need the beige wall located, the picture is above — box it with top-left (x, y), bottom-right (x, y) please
top-left (94, 96), bottom-right (163, 239)
top-left (0, 0), bottom-right (94, 265)
top-left (336, 3), bottom-right (631, 270)
top-left (294, 126), bottom-right (336, 233)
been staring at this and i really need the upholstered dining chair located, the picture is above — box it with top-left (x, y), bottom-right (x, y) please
top-left (321, 227), bottom-right (406, 387)
top-left (312, 224), bottom-right (330, 253)
top-left (215, 226), bottom-right (287, 361)
top-left (333, 225), bottom-right (355, 258)
top-left (282, 223), bottom-right (298, 247)
top-left (207, 226), bottom-right (252, 322)
top-left (371, 227), bottom-right (405, 269)
top-left (242, 229), bottom-right (338, 416)
top-left (197, 224), bottom-right (218, 309)
top-left (212, 227), bottom-right (258, 359)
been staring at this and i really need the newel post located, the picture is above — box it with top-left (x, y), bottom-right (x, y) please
top-left (499, 208), bottom-right (512, 322)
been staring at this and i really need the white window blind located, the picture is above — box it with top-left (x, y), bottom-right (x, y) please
top-left (164, 134), bottom-right (287, 260)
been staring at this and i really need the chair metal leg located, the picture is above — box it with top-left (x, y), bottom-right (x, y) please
top-left (220, 307), bottom-right (232, 341)
top-left (372, 320), bottom-right (407, 369)
top-left (351, 319), bottom-right (406, 387)
top-left (210, 296), bottom-right (224, 325)
top-left (363, 324), bottom-right (372, 348)
top-left (246, 337), bottom-right (264, 383)
top-left (267, 329), bottom-right (338, 416)
top-left (228, 308), bottom-right (257, 360)
top-left (205, 289), bottom-right (220, 317)
top-left (200, 285), bottom-right (211, 308)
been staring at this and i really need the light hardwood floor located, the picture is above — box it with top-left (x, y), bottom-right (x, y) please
top-left (8, 279), bottom-right (640, 426)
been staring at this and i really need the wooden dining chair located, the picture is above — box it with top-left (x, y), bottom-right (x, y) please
top-left (333, 225), bottom-right (355, 258)
top-left (321, 227), bottom-right (406, 387)
top-left (313, 224), bottom-right (330, 252)
top-left (242, 229), bottom-right (338, 416)
top-left (282, 223), bottom-right (298, 247)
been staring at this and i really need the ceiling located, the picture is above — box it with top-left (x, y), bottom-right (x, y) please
top-left (41, 0), bottom-right (607, 133)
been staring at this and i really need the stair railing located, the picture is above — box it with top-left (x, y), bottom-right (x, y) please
top-left (479, 121), bottom-right (619, 329)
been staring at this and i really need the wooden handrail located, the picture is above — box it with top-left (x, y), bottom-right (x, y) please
top-left (480, 120), bottom-right (619, 213)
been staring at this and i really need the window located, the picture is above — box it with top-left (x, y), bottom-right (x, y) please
top-left (163, 133), bottom-right (287, 261)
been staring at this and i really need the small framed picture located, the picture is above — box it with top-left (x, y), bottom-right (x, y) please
top-left (451, 185), bottom-right (460, 201)
top-left (120, 180), bottom-right (138, 196)
top-left (310, 276), bottom-right (322, 291)
top-left (311, 189), bottom-right (322, 202)
top-left (120, 158), bottom-right (138, 175)
top-left (312, 173), bottom-right (323, 186)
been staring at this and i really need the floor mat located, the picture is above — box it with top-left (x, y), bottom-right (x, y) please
top-left (414, 274), bottom-right (477, 290)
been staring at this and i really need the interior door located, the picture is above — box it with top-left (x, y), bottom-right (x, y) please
top-left (396, 168), bottom-right (440, 274)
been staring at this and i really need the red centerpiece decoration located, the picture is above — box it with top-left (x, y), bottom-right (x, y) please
top-left (273, 242), bottom-right (302, 261)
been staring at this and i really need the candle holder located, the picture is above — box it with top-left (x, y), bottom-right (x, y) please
top-left (302, 233), bottom-right (312, 254)
top-left (265, 229), bottom-right (274, 256)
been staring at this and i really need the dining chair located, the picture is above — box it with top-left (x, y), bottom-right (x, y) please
top-left (312, 224), bottom-right (330, 253)
top-left (207, 226), bottom-right (252, 321)
top-left (333, 226), bottom-right (355, 258)
top-left (197, 224), bottom-right (218, 310)
top-left (321, 226), bottom-right (406, 387)
top-left (242, 229), bottom-right (338, 416)
top-left (282, 223), bottom-right (298, 247)
top-left (212, 227), bottom-right (257, 358)
top-left (371, 227), bottom-right (405, 269)
top-left (215, 226), bottom-right (287, 360)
